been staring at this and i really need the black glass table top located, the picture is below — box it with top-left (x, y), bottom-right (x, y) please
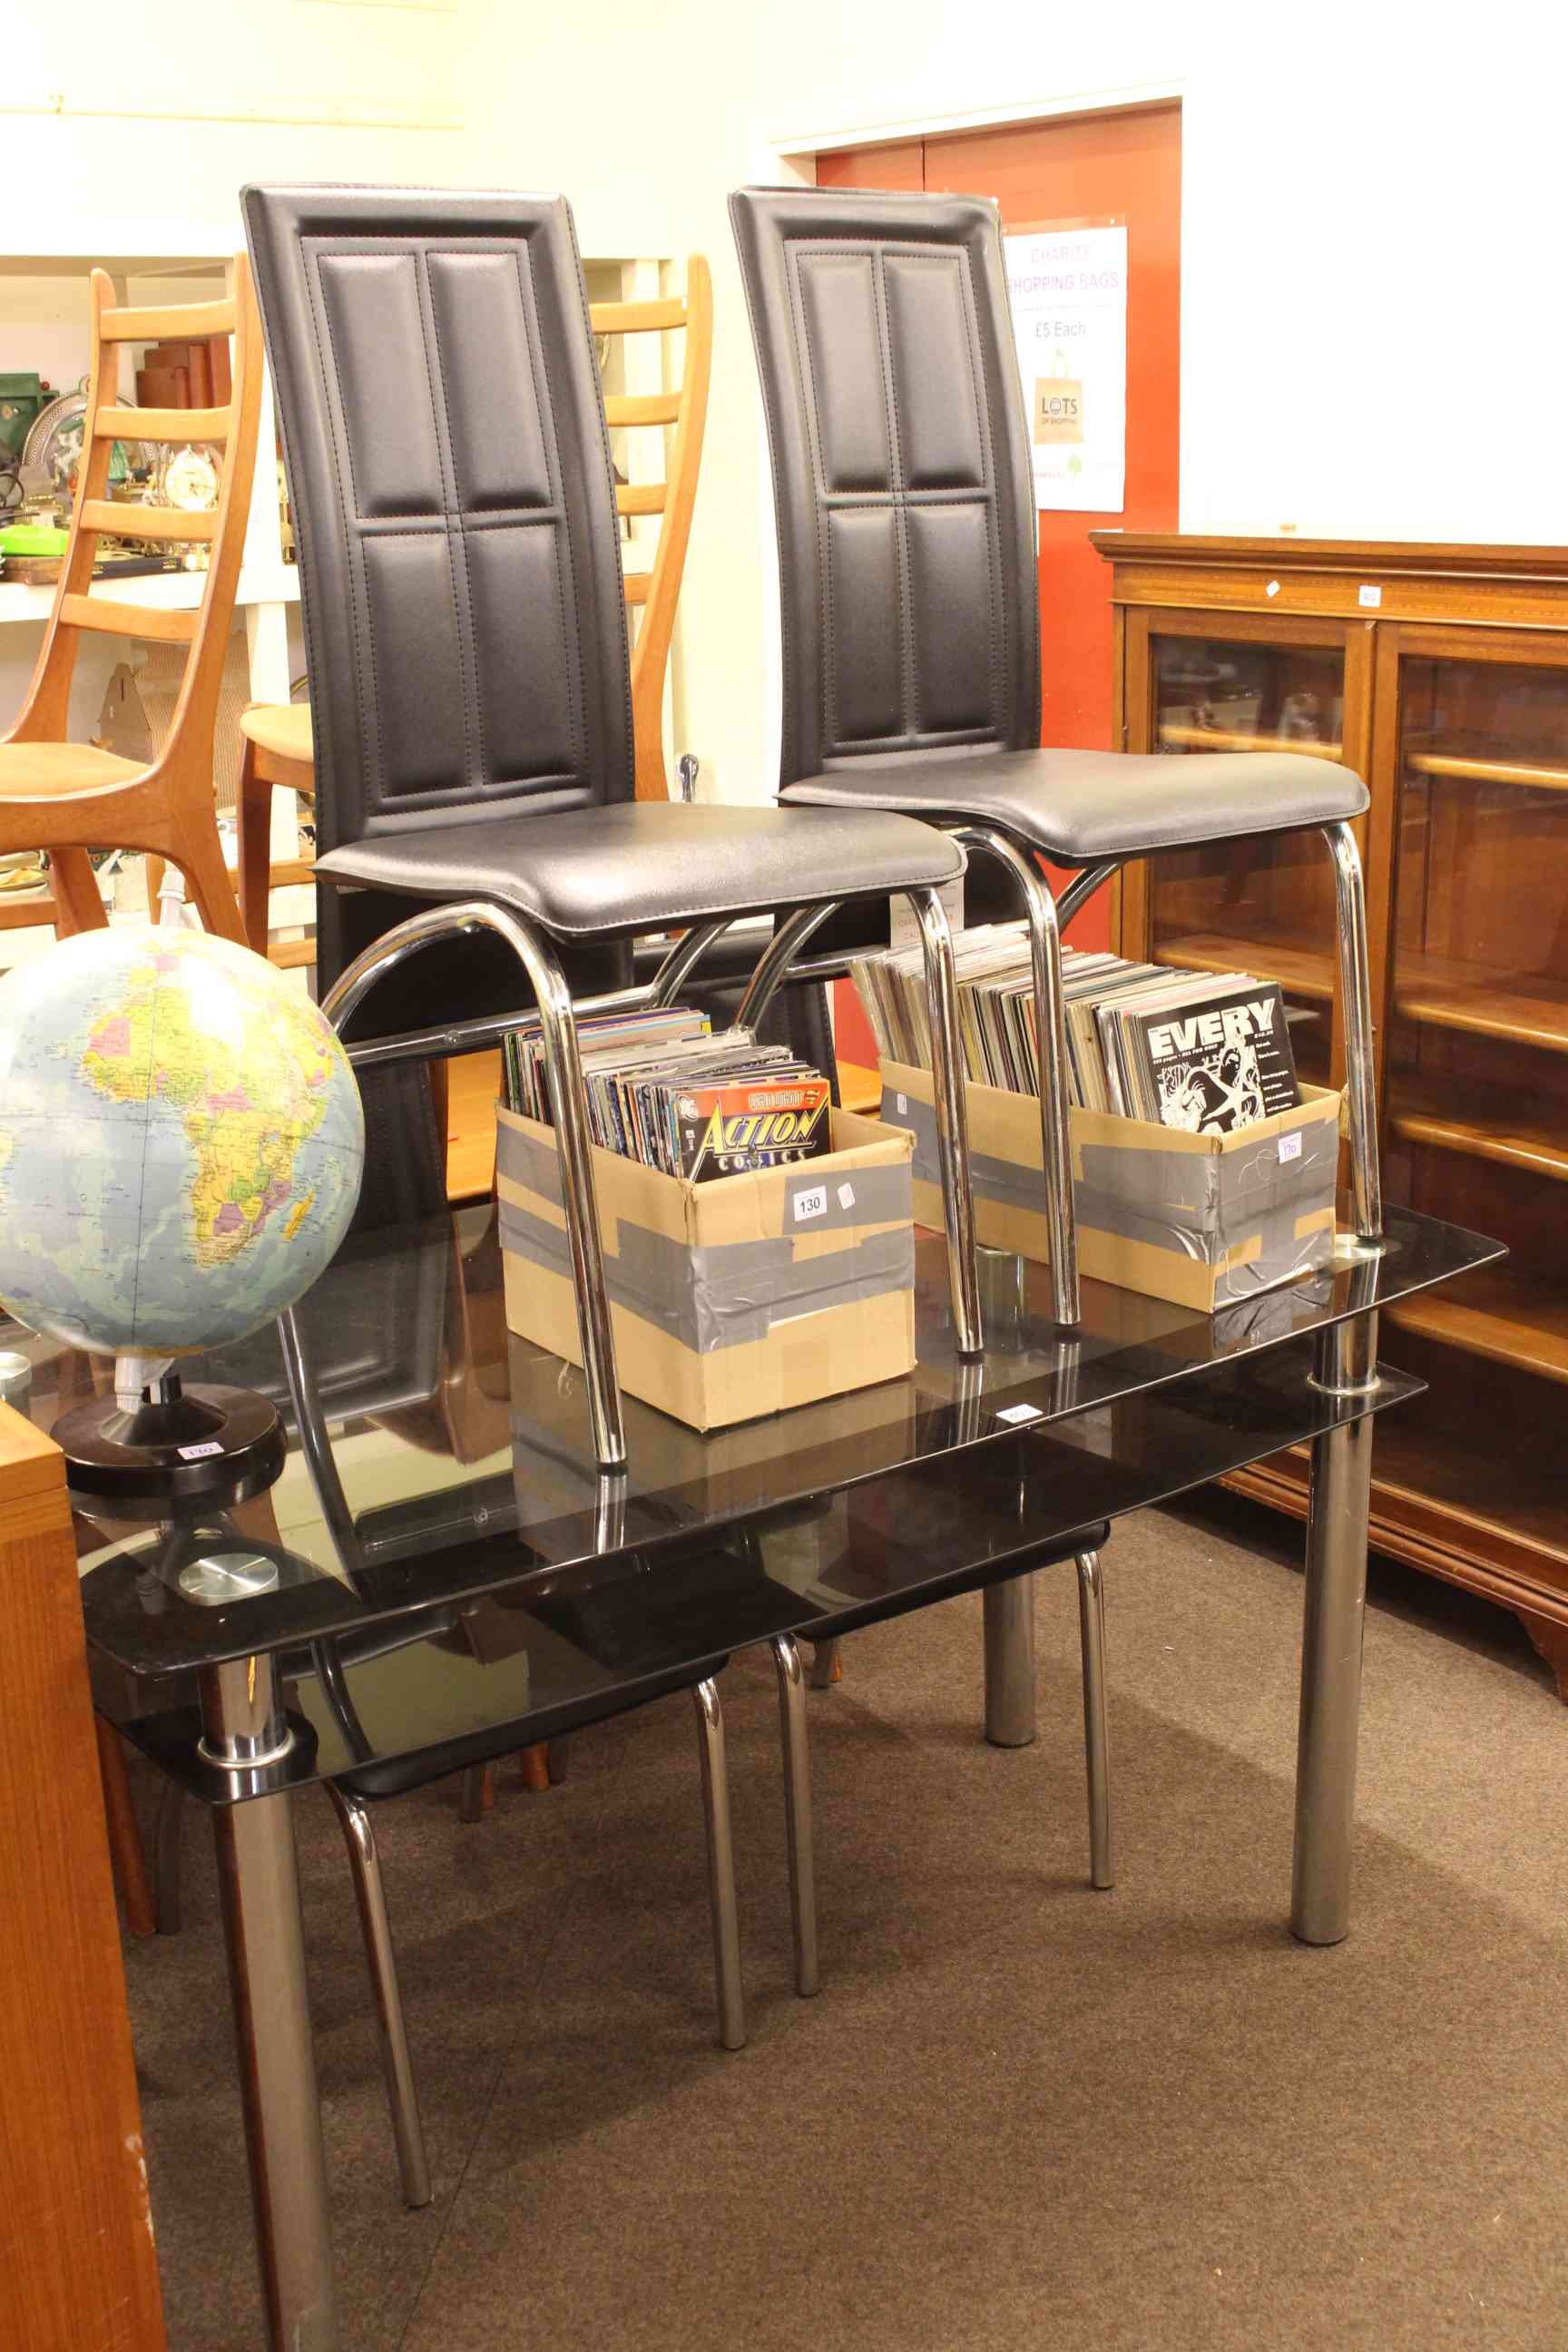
top-left (24, 1197), bottom-right (1496, 1704)
top-left (108, 1340), bottom-right (1423, 1805)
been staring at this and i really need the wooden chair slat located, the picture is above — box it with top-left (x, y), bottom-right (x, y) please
top-left (79, 500), bottom-right (219, 544)
top-left (99, 299), bottom-right (236, 343)
top-left (603, 392), bottom-right (681, 428)
top-left (94, 406), bottom-right (230, 443)
top-left (615, 482), bottom-right (667, 517)
top-left (622, 572), bottom-right (652, 606)
top-left (57, 593), bottom-right (199, 643)
top-left (590, 296), bottom-right (687, 333)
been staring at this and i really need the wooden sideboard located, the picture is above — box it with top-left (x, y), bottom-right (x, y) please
top-left (0, 1403), bottom-right (166, 2349)
top-left (1094, 534), bottom-right (1568, 1690)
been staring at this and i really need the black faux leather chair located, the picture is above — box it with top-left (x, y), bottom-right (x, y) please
top-left (241, 185), bottom-right (987, 1469)
top-left (730, 186), bottom-right (1383, 1328)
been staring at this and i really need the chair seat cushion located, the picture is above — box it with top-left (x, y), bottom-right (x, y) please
top-left (315, 799), bottom-right (965, 941)
top-left (781, 745), bottom-right (1368, 865)
top-left (240, 700), bottom-right (315, 771)
top-left (0, 740), bottom-right (144, 800)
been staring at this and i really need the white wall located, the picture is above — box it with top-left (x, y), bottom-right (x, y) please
top-left (5, 0), bottom-right (1565, 795)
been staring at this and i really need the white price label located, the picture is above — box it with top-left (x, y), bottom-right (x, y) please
top-left (178, 1440), bottom-right (224, 1460)
top-left (896, 1093), bottom-right (908, 1116)
top-left (1278, 1130), bottom-right (1303, 1163)
top-left (1265, 579), bottom-right (1281, 599)
top-left (995, 1401), bottom-right (1043, 1426)
top-left (793, 1185), bottom-right (828, 1223)
top-left (837, 1181), bottom-right (857, 1210)
top-left (1357, 583), bottom-right (1382, 608)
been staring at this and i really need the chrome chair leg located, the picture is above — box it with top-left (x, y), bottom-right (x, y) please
top-left (732, 891), bottom-right (982, 1359)
top-left (154, 1778), bottom-right (188, 1936)
top-left (1323, 822), bottom-right (1382, 1246)
top-left (809, 1636), bottom-right (842, 1690)
top-left (649, 916), bottom-right (734, 1005)
top-left (732, 905), bottom-right (837, 1031)
top-left (1075, 1549), bottom-right (1115, 1890)
top-left (771, 1634), bottom-right (818, 1998)
top-left (325, 1782), bottom-right (434, 2210)
top-left (953, 824), bottom-right (1080, 1326)
top-left (319, 901), bottom-right (627, 1467)
top-left (691, 1678), bottom-right (746, 2051)
top-left (909, 885), bottom-right (982, 1356)
top-left (983, 1572), bottom-right (1036, 1748)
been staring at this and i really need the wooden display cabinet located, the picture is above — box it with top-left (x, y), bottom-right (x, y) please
top-left (1095, 535), bottom-right (1568, 1692)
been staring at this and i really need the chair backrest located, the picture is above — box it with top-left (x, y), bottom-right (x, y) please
top-left (590, 256), bottom-right (713, 800)
top-left (240, 185), bottom-right (636, 864)
top-left (7, 260), bottom-right (263, 779)
top-left (730, 186), bottom-right (1042, 789)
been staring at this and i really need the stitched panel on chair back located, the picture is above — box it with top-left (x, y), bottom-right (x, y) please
top-left (731, 187), bottom-right (1042, 789)
top-left (241, 187), bottom-right (635, 859)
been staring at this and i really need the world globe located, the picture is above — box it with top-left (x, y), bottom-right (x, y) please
top-left (0, 924), bottom-right (364, 1357)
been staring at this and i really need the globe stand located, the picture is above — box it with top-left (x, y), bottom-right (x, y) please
top-left (55, 1368), bottom-right (285, 1514)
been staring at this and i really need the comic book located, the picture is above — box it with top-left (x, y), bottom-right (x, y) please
top-left (1120, 979), bottom-right (1300, 1132)
top-left (673, 1075), bottom-right (833, 1181)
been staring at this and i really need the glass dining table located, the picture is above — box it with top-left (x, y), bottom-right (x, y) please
top-left (29, 1194), bottom-right (1499, 2352)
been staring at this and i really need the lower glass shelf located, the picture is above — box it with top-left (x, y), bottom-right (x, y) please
top-left (103, 1337), bottom-right (1424, 1804)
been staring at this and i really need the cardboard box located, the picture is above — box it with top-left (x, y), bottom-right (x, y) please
top-left (496, 1105), bottom-right (916, 1430)
top-left (879, 1060), bottom-right (1340, 1313)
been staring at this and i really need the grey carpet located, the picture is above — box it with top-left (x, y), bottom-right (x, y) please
top-left (122, 1493), bottom-right (1568, 2351)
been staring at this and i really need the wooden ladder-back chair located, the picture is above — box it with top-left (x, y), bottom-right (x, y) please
top-left (0, 260), bottom-right (264, 940)
top-left (234, 254), bottom-right (714, 962)
top-left (596, 251), bottom-right (713, 800)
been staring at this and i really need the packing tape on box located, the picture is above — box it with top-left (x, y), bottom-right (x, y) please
top-left (883, 1089), bottom-right (1337, 1295)
top-left (496, 1124), bottom-right (915, 1353)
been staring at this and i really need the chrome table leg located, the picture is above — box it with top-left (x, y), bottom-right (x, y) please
top-left (983, 1573), bottom-right (1036, 1748)
top-left (1075, 1549), bottom-right (1115, 1890)
top-left (326, 1784), bottom-right (433, 2210)
top-left (1292, 1311), bottom-right (1379, 1945)
top-left (771, 1634), bottom-right (818, 1998)
top-left (691, 1678), bottom-right (746, 2051)
top-left (808, 1636), bottom-right (842, 1691)
top-left (202, 1656), bottom-right (337, 2352)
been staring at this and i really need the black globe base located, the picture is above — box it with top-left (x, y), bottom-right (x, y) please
top-left (54, 1373), bottom-right (285, 1513)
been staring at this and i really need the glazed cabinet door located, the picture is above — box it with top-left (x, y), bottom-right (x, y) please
top-left (1119, 609), bottom-right (1375, 1091)
top-left (1368, 621), bottom-right (1568, 1608)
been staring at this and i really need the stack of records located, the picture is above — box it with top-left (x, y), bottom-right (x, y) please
top-left (851, 924), bottom-right (1301, 1138)
top-left (503, 1007), bottom-right (834, 1181)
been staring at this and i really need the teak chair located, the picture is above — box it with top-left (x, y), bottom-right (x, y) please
top-left (597, 254), bottom-right (713, 801)
top-left (232, 255), bottom-right (714, 963)
top-left (0, 260), bottom-right (263, 940)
